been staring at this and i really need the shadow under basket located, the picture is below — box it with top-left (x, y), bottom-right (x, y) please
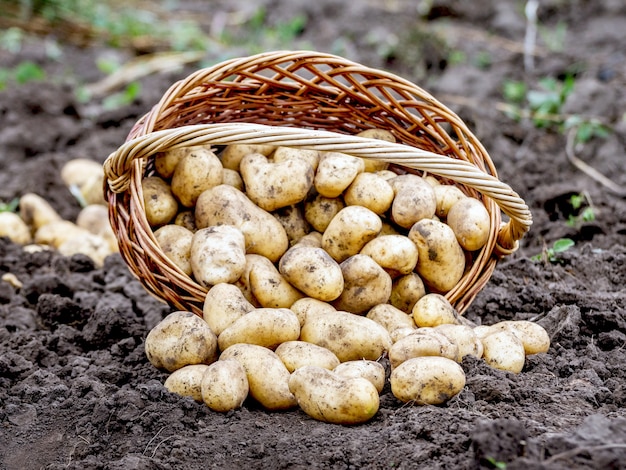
top-left (103, 50), bottom-right (532, 318)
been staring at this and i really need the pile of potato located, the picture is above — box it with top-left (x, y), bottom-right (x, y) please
top-left (139, 129), bottom-right (550, 424)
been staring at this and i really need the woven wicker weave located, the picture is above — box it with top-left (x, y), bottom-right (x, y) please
top-left (104, 50), bottom-right (532, 317)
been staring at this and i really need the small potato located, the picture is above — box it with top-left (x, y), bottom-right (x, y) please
top-left (79, 173), bottom-right (106, 206)
top-left (164, 364), bottom-right (210, 402)
top-left (19, 193), bottom-right (62, 231)
top-left (61, 158), bottom-right (103, 189)
top-left (195, 185), bottom-right (288, 262)
top-left (489, 320), bottom-right (550, 355)
top-left (390, 327), bottom-right (417, 343)
top-left (217, 307), bottom-right (300, 351)
top-left (447, 197), bottom-right (491, 251)
top-left (141, 176), bottom-right (178, 227)
top-left (360, 235), bottom-right (419, 277)
top-left (220, 144), bottom-right (276, 171)
top-left (171, 147), bottom-right (223, 207)
top-left (434, 324), bottom-right (483, 361)
top-left (174, 210), bottom-right (196, 232)
top-left (289, 366), bottom-right (379, 424)
top-left (388, 330), bottom-right (459, 369)
top-left (203, 283), bottom-right (255, 335)
top-left (334, 254), bottom-right (392, 314)
top-left (304, 195), bottom-right (345, 233)
top-left (300, 310), bottom-right (392, 362)
top-left (389, 175), bottom-right (437, 229)
top-left (356, 128), bottom-right (395, 172)
top-left (366, 303), bottom-right (416, 335)
top-left (275, 341), bottom-right (340, 372)
top-left (409, 219), bottom-right (465, 293)
top-left (220, 343), bottom-right (297, 410)
top-left (240, 153), bottom-right (314, 211)
top-left (76, 204), bottom-right (118, 253)
top-left (273, 147), bottom-right (321, 171)
top-left (279, 245), bottom-right (344, 301)
top-left (246, 254), bottom-right (304, 308)
top-left (294, 231), bottom-right (323, 249)
top-left (154, 224), bottom-right (193, 275)
top-left (221, 168), bottom-right (244, 191)
top-left (273, 205), bottom-right (311, 246)
top-left (190, 225), bottom-right (246, 287)
top-left (376, 170), bottom-right (398, 181)
top-left (390, 356), bottom-right (466, 405)
top-left (481, 330), bottom-right (526, 373)
top-left (0, 212), bottom-right (32, 244)
top-left (412, 293), bottom-right (461, 327)
top-left (333, 360), bottom-right (386, 394)
top-left (434, 184), bottom-right (467, 218)
top-left (154, 145), bottom-right (206, 179)
top-left (145, 311), bottom-right (218, 372)
top-left (201, 359), bottom-right (249, 412)
top-left (57, 232), bottom-right (112, 267)
top-left (34, 220), bottom-right (90, 248)
top-left (343, 173), bottom-right (394, 215)
top-left (314, 151), bottom-right (365, 198)
top-left (389, 273), bottom-right (427, 313)
top-left (289, 297), bottom-right (336, 326)
top-left (322, 206), bottom-right (382, 263)
top-left (472, 325), bottom-right (494, 340)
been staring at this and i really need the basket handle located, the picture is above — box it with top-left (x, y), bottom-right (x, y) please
top-left (104, 122), bottom-right (532, 253)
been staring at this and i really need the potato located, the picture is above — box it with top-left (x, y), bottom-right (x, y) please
top-left (472, 325), bottom-right (493, 340)
top-left (141, 176), bottom-right (178, 227)
top-left (300, 310), bottom-right (392, 362)
top-left (304, 194), bottom-right (345, 233)
top-left (144, 311), bottom-right (218, 372)
top-left (360, 234), bottom-right (419, 277)
top-left (0, 212), bottom-right (32, 244)
top-left (366, 303), bottom-right (416, 335)
top-left (489, 320), bottom-right (550, 355)
top-left (79, 173), bottom-right (106, 206)
top-left (154, 145), bottom-right (206, 179)
top-left (289, 366), bottom-right (379, 424)
top-left (57, 232), bottom-right (112, 267)
top-left (390, 273), bottom-right (426, 313)
top-left (244, 254), bottom-right (303, 308)
top-left (273, 205), bottom-right (311, 246)
top-left (195, 185), bottom-right (288, 262)
top-left (61, 158), bottom-right (103, 188)
top-left (481, 329), bottom-right (526, 373)
top-left (217, 307), bottom-right (300, 351)
top-left (412, 293), bottom-right (461, 327)
top-left (333, 360), bottom-right (386, 393)
top-left (434, 324), bottom-right (483, 361)
top-left (220, 143), bottom-right (276, 172)
top-left (333, 254), bottom-right (392, 314)
top-left (390, 356), bottom-right (466, 405)
top-left (221, 168), bottom-right (244, 191)
top-left (164, 364), bottom-right (210, 402)
top-left (220, 343), bottom-right (297, 410)
top-left (388, 329), bottom-right (459, 369)
top-left (76, 204), bottom-right (118, 253)
top-left (34, 220), bottom-right (89, 248)
top-left (174, 210), bottom-right (196, 232)
top-left (446, 197), bottom-right (491, 251)
top-left (322, 206), bottom-right (382, 263)
top-left (201, 359), bottom-right (249, 412)
top-left (289, 297), bottom-right (336, 326)
top-left (240, 152), bottom-right (314, 211)
top-left (390, 327), bottom-right (417, 343)
top-left (171, 147), bottom-right (223, 207)
top-left (294, 231), bottom-right (323, 249)
top-left (434, 184), bottom-right (467, 218)
top-left (409, 218), bottom-right (465, 293)
top-left (278, 245), bottom-right (344, 302)
top-left (203, 283), bottom-right (255, 335)
top-left (314, 151), bottom-right (365, 198)
top-left (154, 224), bottom-right (193, 276)
top-left (376, 169), bottom-right (398, 181)
top-left (273, 147), bottom-right (321, 171)
top-left (356, 128), bottom-right (395, 172)
top-left (343, 172), bottom-right (394, 215)
top-left (19, 193), bottom-right (62, 231)
top-left (190, 225), bottom-right (246, 287)
top-left (389, 174), bottom-right (437, 229)
top-left (275, 341), bottom-right (340, 372)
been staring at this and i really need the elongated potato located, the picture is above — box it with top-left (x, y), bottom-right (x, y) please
top-left (389, 174), bottom-right (437, 229)
top-left (220, 343), bottom-right (297, 410)
top-left (314, 151), bottom-right (365, 198)
top-left (220, 143), bottom-right (276, 171)
top-left (144, 311), bottom-right (218, 372)
top-left (389, 329), bottom-right (459, 369)
top-left (360, 234), bottom-right (419, 277)
top-left (409, 219), bottom-right (465, 293)
top-left (247, 254), bottom-right (304, 308)
top-left (217, 307), bottom-right (300, 351)
top-left (344, 172), bottom-right (394, 215)
top-left (203, 283), bottom-right (255, 335)
top-left (142, 176), bottom-right (178, 227)
top-left (195, 185), bottom-right (288, 262)
top-left (334, 254), bottom-right (392, 314)
top-left (434, 184), bottom-right (467, 218)
top-left (412, 293), bottom-right (461, 327)
top-left (190, 225), bottom-right (246, 287)
top-left (19, 192), bottom-right (62, 231)
top-left (201, 359), bottom-right (249, 412)
top-left (366, 303), bottom-right (416, 335)
top-left (447, 197), bottom-right (491, 251)
top-left (289, 297), bottom-right (336, 326)
top-left (481, 330), bottom-right (526, 373)
top-left (390, 273), bottom-right (427, 313)
top-left (171, 147), bottom-right (223, 207)
top-left (164, 364), bottom-right (210, 402)
top-left (289, 366), bottom-right (379, 424)
top-left (333, 360), bottom-right (386, 393)
top-left (489, 320), bottom-right (550, 355)
top-left (304, 194), bottom-right (345, 233)
top-left (0, 212), bottom-right (32, 244)
top-left (154, 224), bottom-right (193, 276)
top-left (322, 206), bottom-right (382, 263)
top-left (390, 356), bottom-right (466, 404)
top-left (300, 310), bottom-right (392, 362)
top-left (275, 341), bottom-right (340, 372)
top-left (279, 245), bottom-right (344, 301)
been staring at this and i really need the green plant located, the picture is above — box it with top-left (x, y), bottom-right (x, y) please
top-left (485, 456), bottom-right (507, 469)
top-left (0, 61), bottom-right (46, 90)
top-left (565, 192), bottom-right (595, 227)
top-left (563, 115), bottom-right (611, 145)
top-left (0, 198), bottom-right (19, 213)
top-left (538, 20), bottom-right (568, 53)
top-left (531, 238), bottom-right (575, 263)
top-left (526, 75), bottom-right (574, 128)
top-left (101, 80), bottom-right (141, 110)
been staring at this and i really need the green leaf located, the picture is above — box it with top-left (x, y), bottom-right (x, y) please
top-left (552, 238), bottom-right (575, 253)
top-left (13, 61), bottom-right (46, 84)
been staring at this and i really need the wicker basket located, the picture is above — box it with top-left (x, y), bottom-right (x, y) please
top-left (103, 50), bottom-right (532, 317)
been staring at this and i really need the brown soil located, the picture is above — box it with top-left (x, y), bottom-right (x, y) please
top-left (1, 1), bottom-right (626, 469)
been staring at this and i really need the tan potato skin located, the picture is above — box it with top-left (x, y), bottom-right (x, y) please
top-left (201, 359), bottom-right (249, 412)
top-left (390, 273), bottom-right (427, 314)
top-left (304, 195), bottom-right (345, 233)
top-left (388, 329), bottom-right (459, 369)
top-left (164, 364), bottom-right (210, 402)
top-left (154, 224), bottom-right (193, 276)
top-left (333, 360), bottom-right (386, 393)
top-left (220, 143), bottom-right (276, 171)
top-left (275, 341), bottom-right (341, 372)
top-left (171, 147), bottom-right (223, 207)
top-left (360, 234), bottom-right (419, 277)
top-left (356, 128), bottom-right (395, 172)
top-left (289, 297), bottom-right (336, 326)
top-left (366, 303), bottom-right (416, 335)
top-left (489, 320), bottom-right (550, 355)
top-left (322, 206), bottom-right (382, 263)
top-left (314, 152), bottom-right (365, 198)
top-left (190, 225), bottom-right (246, 286)
top-left (412, 293), bottom-right (461, 327)
top-left (446, 197), bottom-right (491, 251)
top-left (343, 172), bottom-right (395, 215)
top-left (433, 184), bottom-right (467, 218)
top-left (333, 254), bottom-right (392, 314)
top-left (389, 175), bottom-right (437, 229)
top-left (481, 330), bottom-right (526, 373)
top-left (246, 254), bottom-right (304, 308)
top-left (203, 283), bottom-right (255, 335)
top-left (0, 212), bottom-right (32, 244)
top-left (142, 176), bottom-right (179, 227)
top-left (273, 147), bottom-right (321, 171)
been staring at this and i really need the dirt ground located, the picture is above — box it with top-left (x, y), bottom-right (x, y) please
top-left (1, 0), bottom-right (626, 468)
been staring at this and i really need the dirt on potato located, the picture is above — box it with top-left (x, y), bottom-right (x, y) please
top-left (1, 0), bottom-right (626, 469)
